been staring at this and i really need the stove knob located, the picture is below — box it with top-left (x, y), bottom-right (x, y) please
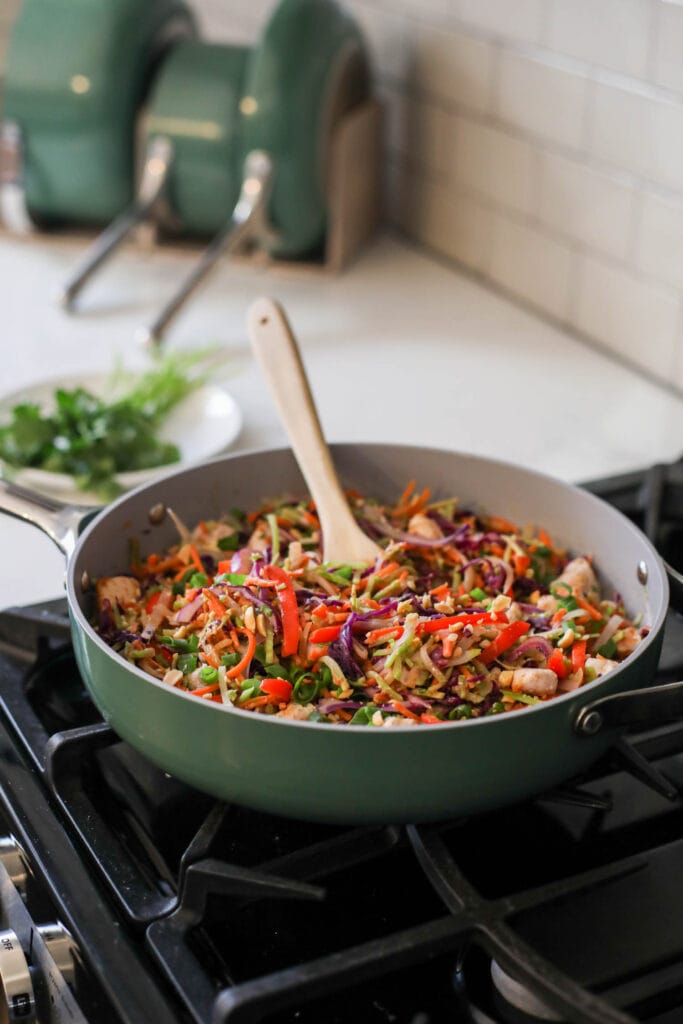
top-left (36, 923), bottom-right (77, 987)
top-left (0, 838), bottom-right (28, 900)
top-left (0, 928), bottom-right (35, 1022)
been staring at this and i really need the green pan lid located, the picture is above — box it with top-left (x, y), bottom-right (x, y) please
top-left (239, 0), bottom-right (370, 259)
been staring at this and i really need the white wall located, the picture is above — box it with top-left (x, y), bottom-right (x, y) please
top-left (3, 0), bottom-right (683, 392)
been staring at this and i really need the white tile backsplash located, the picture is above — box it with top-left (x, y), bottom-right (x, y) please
top-left (450, 118), bottom-right (536, 215)
top-left (591, 82), bottom-right (683, 192)
top-left (496, 51), bottom-right (589, 150)
top-left (412, 25), bottom-right (494, 113)
top-left (538, 152), bottom-right (637, 259)
top-left (489, 214), bottom-right (576, 321)
top-left (3, 0), bottom-right (683, 394)
top-left (638, 189), bottom-right (683, 288)
top-left (545, 0), bottom-right (651, 78)
top-left (652, 0), bottom-right (683, 94)
top-left (454, 0), bottom-right (545, 44)
top-left (576, 255), bottom-right (679, 381)
top-left (383, 88), bottom-right (449, 177)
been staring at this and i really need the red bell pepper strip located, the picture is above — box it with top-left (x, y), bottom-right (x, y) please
top-left (547, 648), bottom-right (569, 679)
top-left (261, 677), bottom-right (293, 702)
top-left (365, 626), bottom-right (402, 645)
top-left (417, 610), bottom-right (507, 636)
top-left (478, 621), bottom-right (531, 665)
top-left (309, 625), bottom-right (343, 644)
top-left (262, 565), bottom-right (300, 656)
top-left (145, 591), bottom-right (162, 615)
top-left (571, 639), bottom-right (587, 673)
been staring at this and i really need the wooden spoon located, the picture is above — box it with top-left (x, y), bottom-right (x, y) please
top-left (247, 297), bottom-right (382, 566)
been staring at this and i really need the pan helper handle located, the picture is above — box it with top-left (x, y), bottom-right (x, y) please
top-left (56, 136), bottom-right (174, 312)
top-left (575, 680), bottom-right (683, 736)
top-left (0, 478), bottom-right (90, 558)
top-left (136, 149), bottom-right (275, 349)
top-left (0, 122), bottom-right (36, 234)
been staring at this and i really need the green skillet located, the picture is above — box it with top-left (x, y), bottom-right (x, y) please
top-left (2, 0), bottom-right (196, 225)
top-left (0, 444), bottom-right (675, 825)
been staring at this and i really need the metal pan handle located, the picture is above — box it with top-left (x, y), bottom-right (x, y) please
top-left (0, 478), bottom-right (91, 558)
top-left (574, 681), bottom-right (683, 736)
top-left (57, 136), bottom-right (173, 311)
top-left (136, 149), bottom-right (275, 349)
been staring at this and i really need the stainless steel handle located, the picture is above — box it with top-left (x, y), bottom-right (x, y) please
top-left (57, 136), bottom-right (173, 311)
top-left (0, 479), bottom-right (90, 558)
top-left (574, 680), bottom-right (683, 736)
top-left (0, 122), bottom-right (36, 234)
top-left (137, 149), bottom-right (275, 349)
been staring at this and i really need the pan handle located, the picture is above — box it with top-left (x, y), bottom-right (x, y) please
top-left (135, 149), bottom-right (275, 349)
top-left (56, 136), bottom-right (173, 311)
top-left (574, 681), bottom-right (683, 736)
top-left (0, 478), bottom-right (91, 558)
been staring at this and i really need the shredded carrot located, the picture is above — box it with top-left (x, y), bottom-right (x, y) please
top-left (397, 480), bottom-right (416, 507)
top-left (226, 628), bottom-right (256, 679)
top-left (241, 695), bottom-right (271, 710)
top-left (538, 528), bottom-right (553, 548)
top-left (489, 515), bottom-right (518, 533)
top-left (393, 701), bottom-right (421, 722)
top-left (189, 545), bottom-right (205, 574)
top-left (192, 682), bottom-right (220, 697)
top-left (205, 591), bottom-right (227, 620)
top-left (574, 592), bottom-right (603, 622)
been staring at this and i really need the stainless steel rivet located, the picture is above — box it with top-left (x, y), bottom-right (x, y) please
top-left (637, 560), bottom-right (648, 585)
top-left (80, 570), bottom-right (91, 592)
top-left (580, 710), bottom-right (602, 736)
top-left (148, 503), bottom-right (166, 525)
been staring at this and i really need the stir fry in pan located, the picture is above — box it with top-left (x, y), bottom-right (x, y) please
top-left (95, 482), bottom-right (645, 726)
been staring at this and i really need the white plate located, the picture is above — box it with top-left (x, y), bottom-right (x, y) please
top-left (0, 372), bottom-right (242, 505)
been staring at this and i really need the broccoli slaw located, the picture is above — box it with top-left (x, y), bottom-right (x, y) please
top-left (94, 481), bottom-right (646, 726)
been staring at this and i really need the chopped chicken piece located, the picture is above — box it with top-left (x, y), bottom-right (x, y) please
top-left (276, 702), bottom-right (316, 720)
top-left (616, 627), bottom-right (640, 656)
top-left (557, 557), bottom-right (599, 603)
top-left (585, 656), bottom-right (618, 678)
top-left (509, 668), bottom-right (558, 697)
top-left (96, 576), bottom-right (141, 611)
top-left (408, 513), bottom-right (442, 540)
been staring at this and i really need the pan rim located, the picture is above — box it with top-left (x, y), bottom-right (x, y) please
top-left (67, 441), bottom-right (670, 734)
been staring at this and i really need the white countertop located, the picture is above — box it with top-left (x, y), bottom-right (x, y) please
top-left (2, 229), bottom-right (683, 608)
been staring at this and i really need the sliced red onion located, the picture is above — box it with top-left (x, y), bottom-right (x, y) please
top-left (367, 517), bottom-right (461, 549)
top-left (317, 698), bottom-right (365, 714)
top-left (175, 592), bottom-right (204, 624)
top-left (230, 548), bottom-right (252, 574)
top-left (508, 636), bottom-right (554, 662)
top-left (228, 586), bottom-right (275, 618)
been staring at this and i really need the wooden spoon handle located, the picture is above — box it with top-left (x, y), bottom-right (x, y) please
top-left (247, 297), bottom-right (380, 565)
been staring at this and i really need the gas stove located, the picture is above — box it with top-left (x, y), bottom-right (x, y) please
top-left (0, 462), bottom-right (683, 1024)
